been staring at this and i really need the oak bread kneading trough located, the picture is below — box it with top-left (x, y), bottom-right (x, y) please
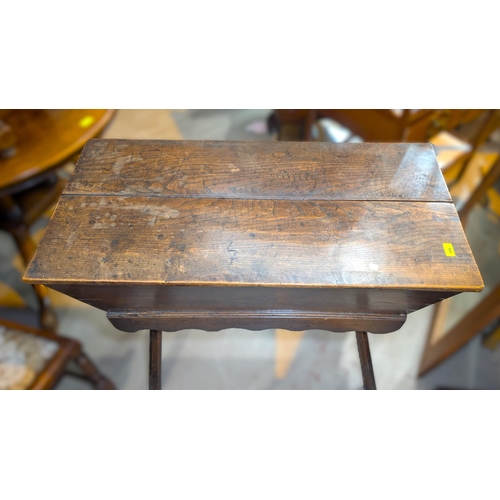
top-left (24, 139), bottom-right (483, 389)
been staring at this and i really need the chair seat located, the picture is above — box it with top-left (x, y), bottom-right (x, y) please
top-left (0, 324), bottom-right (59, 389)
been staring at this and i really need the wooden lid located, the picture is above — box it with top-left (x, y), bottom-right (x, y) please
top-left (25, 139), bottom-right (483, 291)
top-left (65, 139), bottom-right (451, 201)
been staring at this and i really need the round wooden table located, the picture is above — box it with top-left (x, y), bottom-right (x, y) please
top-left (0, 109), bottom-right (115, 329)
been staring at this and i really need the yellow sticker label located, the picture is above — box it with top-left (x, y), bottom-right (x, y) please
top-left (79, 115), bottom-right (95, 128)
top-left (443, 243), bottom-right (456, 257)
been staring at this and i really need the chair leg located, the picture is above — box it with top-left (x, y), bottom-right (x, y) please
top-left (356, 331), bottom-right (377, 390)
top-left (451, 110), bottom-right (499, 187)
top-left (0, 193), bottom-right (57, 330)
top-left (10, 223), bottom-right (58, 330)
top-left (73, 352), bottom-right (115, 389)
top-left (459, 154), bottom-right (500, 227)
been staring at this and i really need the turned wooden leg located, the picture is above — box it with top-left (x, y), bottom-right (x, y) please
top-left (356, 331), bottom-right (377, 390)
top-left (74, 352), bottom-right (115, 389)
top-left (0, 195), bottom-right (57, 330)
top-left (149, 329), bottom-right (162, 390)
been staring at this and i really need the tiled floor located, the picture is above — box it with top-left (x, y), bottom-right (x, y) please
top-left (1, 109), bottom-right (499, 389)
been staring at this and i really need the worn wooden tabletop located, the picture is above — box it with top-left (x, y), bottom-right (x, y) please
top-left (24, 139), bottom-right (483, 334)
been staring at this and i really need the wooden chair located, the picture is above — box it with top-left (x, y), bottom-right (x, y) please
top-left (0, 314), bottom-right (114, 390)
top-left (0, 110), bottom-right (115, 330)
top-left (268, 109), bottom-right (485, 143)
top-left (419, 153), bottom-right (500, 376)
top-left (432, 110), bottom-right (500, 187)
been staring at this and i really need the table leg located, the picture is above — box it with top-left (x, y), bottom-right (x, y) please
top-left (356, 331), bottom-right (377, 390)
top-left (149, 329), bottom-right (162, 390)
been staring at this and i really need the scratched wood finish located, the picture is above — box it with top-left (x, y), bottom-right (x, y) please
top-left (65, 139), bottom-right (452, 202)
top-left (26, 196), bottom-right (481, 290)
top-left (24, 139), bottom-right (483, 335)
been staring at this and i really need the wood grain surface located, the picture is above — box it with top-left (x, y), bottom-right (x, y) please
top-left (65, 139), bottom-right (451, 202)
top-left (24, 139), bottom-right (483, 335)
top-left (25, 195), bottom-right (482, 290)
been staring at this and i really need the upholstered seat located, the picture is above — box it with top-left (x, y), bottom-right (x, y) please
top-left (0, 324), bottom-right (59, 389)
top-left (0, 318), bottom-right (114, 390)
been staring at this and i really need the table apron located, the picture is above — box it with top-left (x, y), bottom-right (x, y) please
top-left (107, 310), bottom-right (407, 334)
